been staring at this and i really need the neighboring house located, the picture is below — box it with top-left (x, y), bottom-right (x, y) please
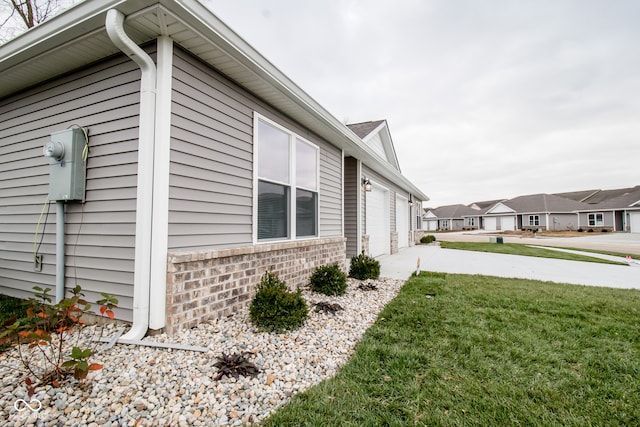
top-left (576, 186), bottom-right (640, 232)
top-left (422, 204), bottom-right (479, 231)
top-left (483, 194), bottom-right (588, 231)
top-left (345, 120), bottom-right (427, 257)
top-left (0, 0), bottom-right (427, 336)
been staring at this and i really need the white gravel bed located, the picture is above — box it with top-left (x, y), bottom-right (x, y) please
top-left (1, 277), bottom-right (404, 426)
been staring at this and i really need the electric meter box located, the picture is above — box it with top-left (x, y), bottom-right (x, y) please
top-left (44, 128), bottom-right (87, 201)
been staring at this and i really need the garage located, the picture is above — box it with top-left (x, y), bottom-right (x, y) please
top-left (366, 185), bottom-right (390, 257)
top-left (396, 195), bottom-right (409, 248)
top-left (630, 211), bottom-right (640, 233)
top-left (426, 220), bottom-right (438, 231)
top-left (501, 215), bottom-right (515, 231)
top-left (484, 217), bottom-right (497, 231)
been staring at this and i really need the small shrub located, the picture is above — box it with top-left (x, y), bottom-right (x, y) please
top-left (420, 235), bottom-right (436, 244)
top-left (349, 252), bottom-right (380, 280)
top-left (314, 301), bottom-right (344, 314)
top-left (601, 228), bottom-right (608, 232)
top-left (588, 229), bottom-right (594, 233)
top-left (577, 228), bottom-right (584, 232)
top-left (213, 352), bottom-right (260, 380)
top-left (249, 271), bottom-right (308, 333)
top-left (309, 264), bottom-right (347, 296)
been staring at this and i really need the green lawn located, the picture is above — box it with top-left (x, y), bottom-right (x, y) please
top-left (265, 273), bottom-right (640, 426)
top-left (439, 241), bottom-right (628, 265)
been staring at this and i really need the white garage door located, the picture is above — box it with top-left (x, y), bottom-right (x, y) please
top-left (426, 220), bottom-right (438, 231)
top-left (630, 212), bottom-right (640, 233)
top-left (366, 186), bottom-right (389, 257)
top-left (484, 217), bottom-right (497, 231)
top-left (396, 195), bottom-right (409, 248)
top-left (501, 215), bottom-right (515, 231)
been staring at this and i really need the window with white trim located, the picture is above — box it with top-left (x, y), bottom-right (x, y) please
top-left (256, 116), bottom-right (319, 241)
top-left (588, 212), bottom-right (604, 227)
top-left (468, 217), bottom-right (476, 227)
top-left (441, 220), bottom-right (449, 229)
top-left (529, 215), bottom-right (540, 226)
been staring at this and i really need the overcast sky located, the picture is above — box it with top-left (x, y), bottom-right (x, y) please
top-left (205, 0), bottom-right (640, 207)
top-left (2, 1), bottom-right (638, 207)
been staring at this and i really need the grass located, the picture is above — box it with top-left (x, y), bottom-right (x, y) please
top-left (264, 272), bottom-right (640, 426)
top-left (439, 241), bottom-right (628, 265)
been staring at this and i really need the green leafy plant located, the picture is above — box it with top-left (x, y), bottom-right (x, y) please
top-left (313, 301), bottom-right (344, 314)
top-left (309, 264), bottom-right (347, 296)
top-left (249, 271), bottom-right (308, 332)
top-left (349, 252), bottom-right (380, 280)
top-left (420, 235), bottom-right (436, 244)
top-left (0, 285), bottom-right (118, 396)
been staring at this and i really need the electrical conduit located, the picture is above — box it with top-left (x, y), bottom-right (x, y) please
top-left (105, 9), bottom-right (156, 340)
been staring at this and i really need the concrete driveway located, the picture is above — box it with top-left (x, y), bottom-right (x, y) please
top-left (378, 245), bottom-right (640, 290)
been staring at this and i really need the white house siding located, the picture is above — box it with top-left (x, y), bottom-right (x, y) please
top-left (0, 53), bottom-right (143, 320)
top-left (168, 48), bottom-right (342, 251)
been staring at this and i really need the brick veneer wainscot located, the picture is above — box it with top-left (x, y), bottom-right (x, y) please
top-left (165, 237), bottom-right (347, 334)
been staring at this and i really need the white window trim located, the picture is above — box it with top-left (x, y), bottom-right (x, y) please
top-left (253, 112), bottom-right (320, 243)
top-left (529, 215), bottom-right (540, 226)
top-left (588, 212), bottom-right (604, 227)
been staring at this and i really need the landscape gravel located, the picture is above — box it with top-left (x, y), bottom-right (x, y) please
top-left (1, 277), bottom-right (405, 426)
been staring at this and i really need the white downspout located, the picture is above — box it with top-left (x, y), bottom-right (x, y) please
top-left (106, 9), bottom-right (156, 340)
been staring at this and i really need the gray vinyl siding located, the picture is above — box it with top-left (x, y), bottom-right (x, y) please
top-left (169, 48), bottom-right (342, 251)
top-left (344, 156), bottom-right (358, 257)
top-left (0, 53), bottom-right (142, 321)
top-left (578, 211), bottom-right (614, 228)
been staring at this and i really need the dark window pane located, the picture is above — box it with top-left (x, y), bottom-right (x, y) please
top-left (258, 181), bottom-right (289, 240)
top-left (296, 189), bottom-right (317, 237)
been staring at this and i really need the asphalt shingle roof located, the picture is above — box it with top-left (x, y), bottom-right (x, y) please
top-left (346, 120), bottom-right (385, 139)
top-left (502, 193), bottom-right (591, 213)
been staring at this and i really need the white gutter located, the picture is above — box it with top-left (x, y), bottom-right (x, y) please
top-left (106, 8), bottom-right (156, 340)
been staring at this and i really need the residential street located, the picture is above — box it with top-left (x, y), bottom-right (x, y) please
top-left (379, 235), bottom-right (640, 289)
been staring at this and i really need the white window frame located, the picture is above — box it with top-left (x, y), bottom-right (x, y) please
top-left (468, 217), bottom-right (476, 227)
top-left (253, 113), bottom-right (320, 243)
top-left (529, 215), bottom-right (540, 226)
top-left (588, 212), bottom-right (604, 227)
top-left (441, 220), bottom-right (449, 229)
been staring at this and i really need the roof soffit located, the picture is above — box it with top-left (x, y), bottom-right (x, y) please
top-left (0, 0), bottom-right (429, 200)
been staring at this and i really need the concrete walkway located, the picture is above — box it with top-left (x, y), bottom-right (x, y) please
top-left (378, 245), bottom-right (640, 290)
